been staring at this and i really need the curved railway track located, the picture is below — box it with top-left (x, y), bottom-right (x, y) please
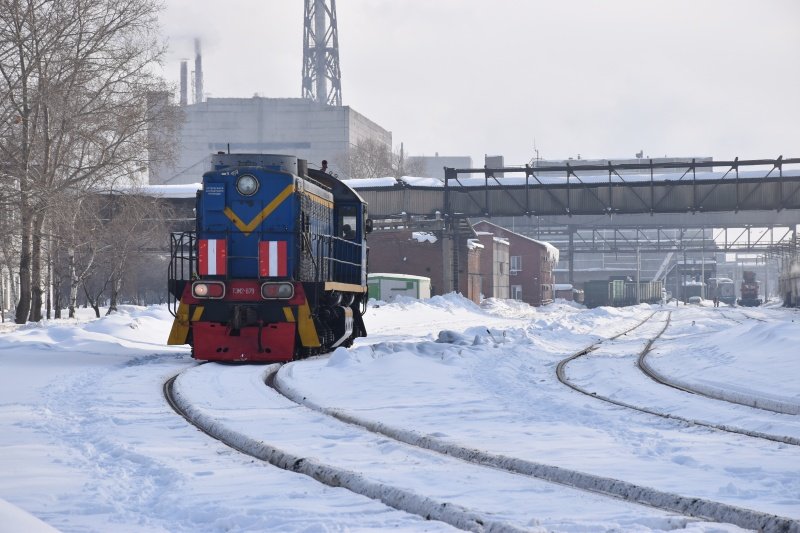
top-left (557, 311), bottom-right (800, 446)
top-left (638, 336), bottom-right (800, 417)
top-left (684, 309), bottom-right (798, 415)
top-left (268, 321), bottom-right (797, 532)
top-left (165, 371), bottom-right (528, 533)
top-left (164, 312), bottom-right (799, 533)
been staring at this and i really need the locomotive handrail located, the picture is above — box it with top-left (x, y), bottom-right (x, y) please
top-left (308, 233), bottom-right (363, 286)
top-left (167, 231), bottom-right (197, 317)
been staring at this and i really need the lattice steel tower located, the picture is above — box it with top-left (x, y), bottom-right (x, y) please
top-left (302, 0), bottom-right (342, 106)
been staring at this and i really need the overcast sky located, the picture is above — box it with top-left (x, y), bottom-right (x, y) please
top-left (158, 1), bottom-right (800, 167)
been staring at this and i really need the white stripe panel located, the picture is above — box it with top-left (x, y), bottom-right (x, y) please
top-left (207, 239), bottom-right (217, 275)
top-left (269, 240), bottom-right (278, 277)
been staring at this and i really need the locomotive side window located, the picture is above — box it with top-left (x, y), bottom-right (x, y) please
top-left (339, 205), bottom-right (357, 240)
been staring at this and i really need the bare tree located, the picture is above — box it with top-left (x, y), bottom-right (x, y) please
top-left (101, 192), bottom-right (169, 314)
top-left (50, 194), bottom-right (110, 318)
top-left (344, 138), bottom-right (392, 179)
top-left (391, 143), bottom-right (425, 178)
top-left (343, 138), bottom-right (426, 179)
top-left (0, 0), bottom-right (176, 323)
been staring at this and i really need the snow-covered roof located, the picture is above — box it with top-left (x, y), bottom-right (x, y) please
top-left (342, 168), bottom-right (800, 188)
top-left (554, 284), bottom-right (574, 291)
top-left (411, 232), bottom-right (438, 244)
top-left (466, 238), bottom-right (484, 250)
top-left (136, 183), bottom-right (202, 198)
top-left (473, 220), bottom-right (560, 263)
top-left (368, 273), bottom-right (430, 281)
top-left (344, 177), bottom-right (398, 188)
top-left (400, 176), bottom-right (444, 187)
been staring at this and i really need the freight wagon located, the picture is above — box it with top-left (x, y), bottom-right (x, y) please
top-left (779, 256), bottom-right (800, 307)
top-left (582, 278), bottom-right (664, 308)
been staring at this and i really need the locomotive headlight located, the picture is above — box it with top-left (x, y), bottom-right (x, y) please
top-left (236, 174), bottom-right (259, 196)
top-left (192, 281), bottom-right (225, 299)
top-left (261, 282), bottom-right (294, 300)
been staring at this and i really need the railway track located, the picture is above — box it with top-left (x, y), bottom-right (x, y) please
top-left (164, 312), bottom-right (799, 532)
top-left (165, 371), bottom-right (530, 532)
top-left (557, 311), bottom-right (800, 445)
top-left (268, 317), bottom-right (797, 533)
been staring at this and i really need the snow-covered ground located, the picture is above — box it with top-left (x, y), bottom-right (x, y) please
top-left (0, 296), bottom-right (798, 532)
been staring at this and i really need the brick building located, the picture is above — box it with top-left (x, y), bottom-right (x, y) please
top-left (475, 233), bottom-right (510, 299)
top-left (472, 220), bottom-right (559, 306)
top-left (365, 229), bottom-right (484, 303)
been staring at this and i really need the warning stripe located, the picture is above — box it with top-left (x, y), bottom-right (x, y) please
top-left (198, 239), bottom-right (227, 276)
top-left (259, 240), bottom-right (288, 277)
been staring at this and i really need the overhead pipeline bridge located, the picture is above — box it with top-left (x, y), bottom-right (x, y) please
top-left (359, 157), bottom-right (800, 219)
top-left (353, 157), bottom-right (800, 290)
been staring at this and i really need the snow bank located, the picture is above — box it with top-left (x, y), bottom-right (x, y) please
top-left (0, 499), bottom-right (60, 533)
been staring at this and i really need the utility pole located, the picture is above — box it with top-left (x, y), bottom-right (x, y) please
top-left (302, 0), bottom-right (342, 106)
top-left (636, 246), bottom-right (640, 304)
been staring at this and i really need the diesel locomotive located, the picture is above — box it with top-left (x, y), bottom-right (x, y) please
top-left (167, 153), bottom-right (369, 362)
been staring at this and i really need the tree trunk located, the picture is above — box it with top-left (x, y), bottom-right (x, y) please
top-left (29, 213), bottom-right (45, 322)
top-left (54, 282), bottom-right (62, 319)
top-left (83, 284), bottom-right (101, 318)
top-left (1, 274), bottom-right (5, 323)
top-left (106, 277), bottom-right (121, 315)
top-left (15, 206), bottom-right (32, 324)
top-left (45, 235), bottom-right (52, 320)
top-left (68, 246), bottom-right (78, 318)
top-left (53, 241), bottom-right (62, 319)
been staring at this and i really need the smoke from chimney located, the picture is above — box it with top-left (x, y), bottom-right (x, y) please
top-left (194, 38), bottom-right (204, 104)
top-left (180, 60), bottom-right (188, 106)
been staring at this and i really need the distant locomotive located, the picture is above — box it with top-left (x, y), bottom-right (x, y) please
top-left (737, 270), bottom-right (762, 307)
top-left (167, 153), bottom-right (369, 362)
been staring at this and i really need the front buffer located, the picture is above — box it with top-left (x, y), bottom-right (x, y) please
top-left (168, 280), bottom-right (321, 362)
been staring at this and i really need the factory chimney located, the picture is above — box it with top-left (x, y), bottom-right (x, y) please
top-left (194, 38), bottom-right (204, 104)
top-left (179, 60), bottom-right (188, 106)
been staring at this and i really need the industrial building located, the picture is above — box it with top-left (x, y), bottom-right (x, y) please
top-left (148, 2), bottom-right (392, 185)
top-left (148, 96), bottom-right (391, 184)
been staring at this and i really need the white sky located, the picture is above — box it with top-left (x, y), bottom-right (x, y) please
top-left (158, 0), bottom-right (800, 166)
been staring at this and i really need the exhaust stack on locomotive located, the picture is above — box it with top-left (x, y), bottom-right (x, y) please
top-left (167, 153), bottom-right (369, 361)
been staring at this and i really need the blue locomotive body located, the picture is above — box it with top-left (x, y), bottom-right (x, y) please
top-left (168, 154), bottom-right (369, 361)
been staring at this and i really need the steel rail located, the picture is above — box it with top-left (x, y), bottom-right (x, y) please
top-left (270, 316), bottom-right (798, 533)
top-left (164, 372), bottom-right (528, 533)
top-left (557, 312), bottom-right (800, 445)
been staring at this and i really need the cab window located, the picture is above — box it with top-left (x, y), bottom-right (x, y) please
top-left (338, 205), bottom-right (358, 240)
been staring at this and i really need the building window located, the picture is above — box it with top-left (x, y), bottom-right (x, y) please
top-left (510, 255), bottom-right (522, 274)
top-left (511, 285), bottom-right (522, 300)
